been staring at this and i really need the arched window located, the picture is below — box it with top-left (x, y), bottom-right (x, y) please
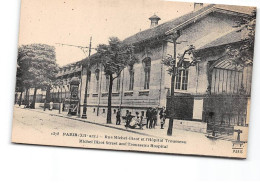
top-left (143, 58), bottom-right (151, 90)
top-left (95, 69), bottom-right (100, 93)
top-left (129, 65), bottom-right (134, 91)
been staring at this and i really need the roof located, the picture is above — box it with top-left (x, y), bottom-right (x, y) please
top-left (197, 27), bottom-right (245, 50)
top-left (123, 4), bottom-right (254, 45)
top-left (213, 58), bottom-right (244, 71)
top-left (214, 4), bottom-right (255, 15)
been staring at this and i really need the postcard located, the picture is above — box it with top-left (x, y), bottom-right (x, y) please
top-left (12, 0), bottom-right (257, 158)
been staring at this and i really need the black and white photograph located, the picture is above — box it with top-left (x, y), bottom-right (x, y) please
top-left (1, 0), bottom-right (260, 183)
top-left (10, 0), bottom-right (257, 158)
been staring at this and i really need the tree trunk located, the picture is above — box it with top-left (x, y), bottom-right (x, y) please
top-left (19, 91), bottom-right (23, 106)
top-left (25, 88), bottom-right (29, 107)
top-left (46, 86), bottom-right (51, 103)
top-left (167, 68), bottom-right (176, 136)
top-left (31, 87), bottom-right (38, 109)
top-left (106, 74), bottom-right (113, 124)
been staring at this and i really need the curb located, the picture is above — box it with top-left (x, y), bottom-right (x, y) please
top-left (15, 106), bottom-right (236, 142)
top-left (21, 107), bottom-right (155, 137)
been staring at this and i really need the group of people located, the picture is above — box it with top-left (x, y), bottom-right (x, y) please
top-left (116, 110), bottom-right (142, 129)
top-left (146, 107), bottom-right (167, 129)
top-left (115, 106), bottom-right (167, 129)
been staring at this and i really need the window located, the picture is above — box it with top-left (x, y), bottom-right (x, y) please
top-left (129, 65), bottom-right (134, 91)
top-left (143, 58), bottom-right (151, 90)
top-left (175, 62), bottom-right (189, 91)
top-left (175, 70), bottom-right (182, 89)
top-left (116, 74), bottom-right (121, 92)
top-left (95, 69), bottom-right (100, 93)
top-left (182, 70), bottom-right (188, 90)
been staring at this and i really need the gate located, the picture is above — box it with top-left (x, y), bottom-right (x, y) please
top-left (203, 94), bottom-right (249, 135)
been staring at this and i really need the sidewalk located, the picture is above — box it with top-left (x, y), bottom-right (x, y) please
top-left (14, 105), bottom-right (234, 141)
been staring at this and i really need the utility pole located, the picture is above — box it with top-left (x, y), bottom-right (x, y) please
top-left (81, 37), bottom-right (92, 119)
top-left (167, 37), bottom-right (177, 136)
top-left (163, 32), bottom-right (197, 136)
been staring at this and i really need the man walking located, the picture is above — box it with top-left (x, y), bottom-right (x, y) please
top-left (125, 111), bottom-right (132, 128)
top-left (146, 107), bottom-right (151, 129)
top-left (116, 109), bottom-right (121, 125)
top-left (151, 107), bottom-right (158, 128)
top-left (159, 106), bottom-right (167, 129)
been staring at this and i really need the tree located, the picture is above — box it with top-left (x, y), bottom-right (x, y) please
top-left (15, 62), bottom-right (24, 106)
top-left (95, 37), bottom-right (138, 124)
top-left (225, 9), bottom-right (256, 67)
top-left (162, 45), bottom-right (199, 136)
top-left (16, 44), bottom-right (59, 109)
top-left (16, 45), bottom-right (34, 106)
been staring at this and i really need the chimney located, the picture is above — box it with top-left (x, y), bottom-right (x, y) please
top-left (194, 3), bottom-right (203, 11)
top-left (149, 14), bottom-right (161, 28)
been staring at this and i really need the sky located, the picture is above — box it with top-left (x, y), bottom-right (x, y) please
top-left (18, 0), bottom-right (195, 66)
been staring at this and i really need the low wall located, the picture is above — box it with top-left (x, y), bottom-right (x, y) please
top-left (36, 103), bottom-right (60, 109)
top-left (171, 119), bottom-right (207, 133)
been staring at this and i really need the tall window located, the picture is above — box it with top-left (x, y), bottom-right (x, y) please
top-left (143, 58), bottom-right (151, 90)
top-left (116, 75), bottom-right (121, 92)
top-left (182, 70), bottom-right (188, 90)
top-left (95, 69), bottom-right (100, 93)
top-left (129, 65), bottom-right (134, 91)
top-left (175, 68), bottom-right (189, 90)
top-left (175, 70), bottom-right (182, 89)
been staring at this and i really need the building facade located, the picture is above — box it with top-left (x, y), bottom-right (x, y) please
top-left (18, 3), bottom-right (254, 130)
top-left (77, 4), bottom-right (254, 125)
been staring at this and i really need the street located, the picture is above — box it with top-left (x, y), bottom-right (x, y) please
top-left (12, 106), bottom-right (247, 158)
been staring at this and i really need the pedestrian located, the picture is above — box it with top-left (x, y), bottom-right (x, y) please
top-left (44, 99), bottom-right (47, 111)
top-left (62, 100), bottom-right (65, 111)
top-left (130, 112), bottom-right (141, 128)
top-left (126, 112), bottom-right (132, 128)
top-left (146, 107), bottom-right (151, 128)
top-left (116, 109), bottom-right (121, 125)
top-left (159, 106), bottom-right (167, 129)
top-left (124, 110), bottom-right (129, 126)
top-left (149, 108), bottom-right (154, 129)
top-left (152, 107), bottom-right (158, 128)
top-left (49, 100), bottom-right (53, 111)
